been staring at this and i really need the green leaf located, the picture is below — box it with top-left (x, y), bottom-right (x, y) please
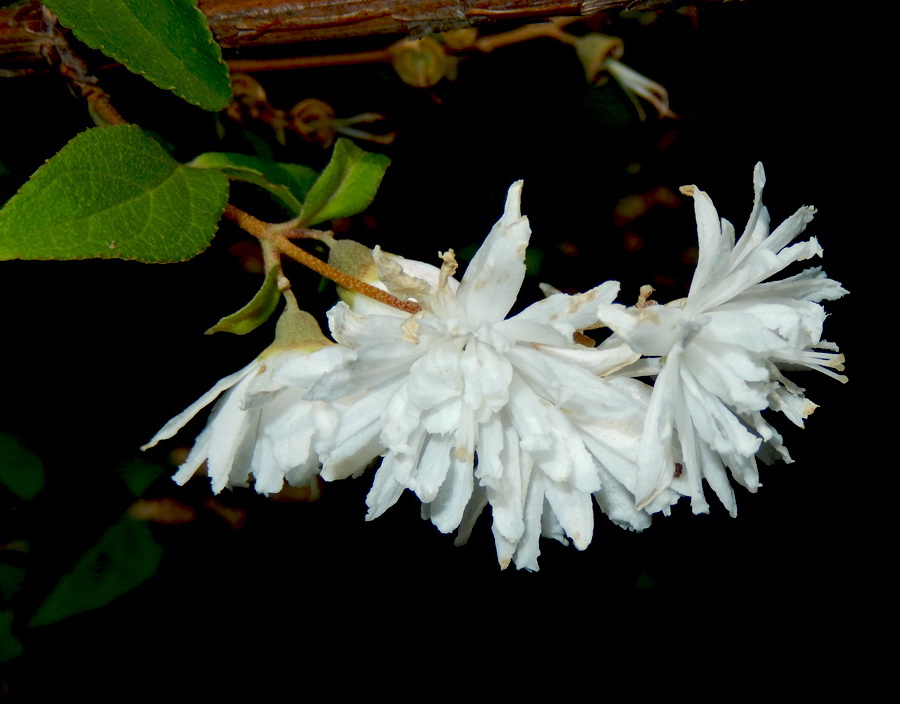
top-left (119, 458), bottom-right (166, 498)
top-left (0, 434), bottom-right (43, 502)
top-left (0, 564), bottom-right (26, 602)
top-left (277, 163), bottom-right (321, 204)
top-left (0, 612), bottom-right (23, 662)
top-left (28, 515), bottom-right (162, 628)
top-left (0, 126), bottom-right (229, 263)
top-left (298, 139), bottom-right (390, 227)
top-left (205, 267), bottom-right (282, 335)
top-left (189, 152), bottom-right (318, 216)
top-left (44, 0), bottom-right (230, 111)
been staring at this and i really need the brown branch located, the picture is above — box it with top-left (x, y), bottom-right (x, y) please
top-left (224, 205), bottom-right (422, 314)
top-left (227, 47), bottom-right (392, 73)
top-left (1, 0), bottom-right (670, 74)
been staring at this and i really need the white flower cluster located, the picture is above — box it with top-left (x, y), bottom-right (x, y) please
top-left (144, 165), bottom-right (846, 571)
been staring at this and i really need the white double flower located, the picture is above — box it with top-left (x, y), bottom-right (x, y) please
top-left (597, 163), bottom-right (847, 515)
top-left (145, 166), bottom-right (847, 570)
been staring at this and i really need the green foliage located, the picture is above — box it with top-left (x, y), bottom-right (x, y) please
top-left (0, 433), bottom-right (43, 502)
top-left (189, 152), bottom-right (318, 216)
top-left (206, 266), bottom-right (283, 335)
top-left (28, 515), bottom-right (163, 628)
top-left (119, 458), bottom-right (167, 498)
top-left (0, 612), bottom-right (22, 662)
top-left (298, 139), bottom-right (391, 226)
top-left (0, 125), bottom-right (229, 263)
top-left (44, 0), bottom-right (231, 111)
top-left (0, 563), bottom-right (26, 602)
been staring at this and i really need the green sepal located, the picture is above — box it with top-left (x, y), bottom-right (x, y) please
top-left (326, 238), bottom-right (378, 306)
top-left (298, 139), bottom-right (390, 227)
top-left (43, 0), bottom-right (231, 111)
top-left (0, 433), bottom-right (43, 502)
top-left (260, 292), bottom-right (334, 356)
top-left (206, 266), bottom-right (283, 335)
top-left (0, 126), bottom-right (229, 263)
top-left (189, 152), bottom-right (318, 216)
top-left (28, 515), bottom-right (163, 628)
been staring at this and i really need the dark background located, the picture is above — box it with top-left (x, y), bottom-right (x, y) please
top-left (0, 0), bottom-right (884, 694)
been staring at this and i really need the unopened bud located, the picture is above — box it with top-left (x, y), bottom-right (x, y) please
top-left (572, 33), bottom-right (624, 84)
top-left (440, 28), bottom-right (478, 50)
top-left (390, 37), bottom-right (449, 88)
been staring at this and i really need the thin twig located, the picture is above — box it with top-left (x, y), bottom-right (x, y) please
top-left (228, 48), bottom-right (392, 73)
top-left (224, 205), bottom-right (421, 314)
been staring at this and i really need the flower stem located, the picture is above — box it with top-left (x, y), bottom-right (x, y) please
top-left (473, 17), bottom-right (579, 52)
top-left (223, 205), bottom-right (421, 314)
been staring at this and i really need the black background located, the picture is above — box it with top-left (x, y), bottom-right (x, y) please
top-left (0, 0), bottom-right (885, 695)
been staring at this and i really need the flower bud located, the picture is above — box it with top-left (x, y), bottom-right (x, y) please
top-left (390, 37), bottom-right (449, 88)
top-left (572, 33), bottom-right (624, 84)
top-left (440, 28), bottom-right (478, 50)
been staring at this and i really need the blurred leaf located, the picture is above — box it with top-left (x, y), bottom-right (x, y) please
top-left (189, 152), bottom-right (318, 215)
top-left (120, 458), bottom-right (166, 498)
top-left (205, 266), bottom-right (282, 335)
top-left (0, 126), bottom-right (229, 262)
top-left (298, 139), bottom-right (390, 226)
top-left (0, 434), bottom-right (43, 501)
top-left (525, 248), bottom-right (543, 277)
top-left (28, 516), bottom-right (162, 628)
top-left (0, 564), bottom-right (26, 601)
top-left (44, 0), bottom-right (231, 111)
top-left (0, 612), bottom-right (22, 662)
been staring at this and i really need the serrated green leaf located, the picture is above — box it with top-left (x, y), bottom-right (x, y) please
top-left (189, 152), bottom-right (318, 216)
top-left (0, 434), bottom-right (43, 502)
top-left (0, 126), bottom-right (229, 263)
top-left (28, 516), bottom-right (162, 628)
top-left (44, 0), bottom-right (230, 111)
top-left (206, 266), bottom-right (282, 335)
top-left (298, 139), bottom-right (390, 227)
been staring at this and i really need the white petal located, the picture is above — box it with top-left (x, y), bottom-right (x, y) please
top-left (141, 361), bottom-right (257, 450)
top-left (456, 181), bottom-right (531, 326)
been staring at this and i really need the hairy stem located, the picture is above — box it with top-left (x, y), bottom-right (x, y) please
top-left (224, 205), bottom-right (421, 314)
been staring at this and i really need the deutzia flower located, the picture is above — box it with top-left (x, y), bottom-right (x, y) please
top-left (597, 163), bottom-right (847, 516)
top-left (142, 297), bottom-right (350, 495)
top-left (308, 181), bottom-right (656, 571)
